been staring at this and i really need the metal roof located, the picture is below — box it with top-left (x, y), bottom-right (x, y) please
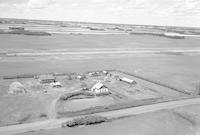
top-left (38, 74), bottom-right (55, 80)
top-left (92, 82), bottom-right (104, 90)
top-left (121, 77), bottom-right (134, 83)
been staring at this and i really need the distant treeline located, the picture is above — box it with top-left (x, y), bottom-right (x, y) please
top-left (3, 74), bottom-right (35, 79)
top-left (0, 29), bottom-right (51, 36)
top-left (129, 32), bottom-right (185, 39)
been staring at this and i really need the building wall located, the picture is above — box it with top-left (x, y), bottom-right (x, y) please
top-left (40, 79), bottom-right (55, 84)
top-left (94, 88), bottom-right (109, 94)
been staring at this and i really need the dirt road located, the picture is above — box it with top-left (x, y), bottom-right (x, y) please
top-left (1, 97), bottom-right (200, 135)
top-left (4, 48), bottom-right (200, 57)
top-left (47, 98), bottom-right (59, 119)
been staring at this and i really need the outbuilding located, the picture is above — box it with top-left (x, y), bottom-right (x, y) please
top-left (76, 75), bottom-right (86, 80)
top-left (38, 74), bottom-right (56, 84)
top-left (120, 77), bottom-right (137, 84)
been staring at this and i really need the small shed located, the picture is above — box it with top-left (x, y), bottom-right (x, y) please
top-left (38, 74), bottom-right (56, 84)
top-left (88, 72), bottom-right (99, 77)
top-left (91, 82), bottom-right (109, 94)
top-left (100, 70), bottom-right (108, 76)
top-left (76, 75), bottom-right (86, 80)
top-left (102, 70), bottom-right (108, 75)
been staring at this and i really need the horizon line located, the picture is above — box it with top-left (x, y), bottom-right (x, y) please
top-left (1, 17), bottom-right (200, 29)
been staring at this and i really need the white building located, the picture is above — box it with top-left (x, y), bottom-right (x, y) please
top-left (50, 81), bottom-right (62, 88)
top-left (38, 74), bottom-right (56, 84)
top-left (121, 77), bottom-right (136, 84)
top-left (76, 75), bottom-right (85, 80)
top-left (91, 82), bottom-right (109, 94)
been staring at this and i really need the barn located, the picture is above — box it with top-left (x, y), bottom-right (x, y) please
top-left (38, 74), bottom-right (56, 84)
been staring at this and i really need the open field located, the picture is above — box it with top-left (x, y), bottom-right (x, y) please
top-left (1, 18), bottom-right (200, 36)
top-left (0, 22), bottom-right (200, 135)
top-left (1, 98), bottom-right (200, 135)
top-left (1, 34), bottom-right (200, 50)
top-left (18, 103), bottom-right (200, 135)
top-left (0, 34), bottom-right (200, 126)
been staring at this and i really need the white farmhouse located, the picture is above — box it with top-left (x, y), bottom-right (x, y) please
top-left (50, 81), bottom-right (62, 88)
top-left (91, 82), bottom-right (109, 94)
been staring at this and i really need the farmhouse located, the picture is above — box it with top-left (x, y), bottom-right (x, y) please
top-left (50, 81), bottom-right (62, 88)
top-left (38, 74), bottom-right (56, 84)
top-left (91, 82), bottom-right (109, 94)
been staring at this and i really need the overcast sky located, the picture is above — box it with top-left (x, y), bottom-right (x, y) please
top-left (0, 0), bottom-right (200, 27)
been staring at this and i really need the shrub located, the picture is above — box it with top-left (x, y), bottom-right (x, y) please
top-left (59, 91), bottom-right (94, 101)
top-left (39, 113), bottom-right (47, 118)
top-left (62, 115), bottom-right (109, 127)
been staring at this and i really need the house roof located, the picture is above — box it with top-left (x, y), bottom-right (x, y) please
top-left (92, 82), bottom-right (104, 90)
top-left (121, 77), bottom-right (134, 83)
top-left (50, 81), bottom-right (61, 86)
top-left (38, 74), bottom-right (55, 80)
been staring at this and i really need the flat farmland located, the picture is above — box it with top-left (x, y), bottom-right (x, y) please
top-left (1, 33), bottom-right (200, 131)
